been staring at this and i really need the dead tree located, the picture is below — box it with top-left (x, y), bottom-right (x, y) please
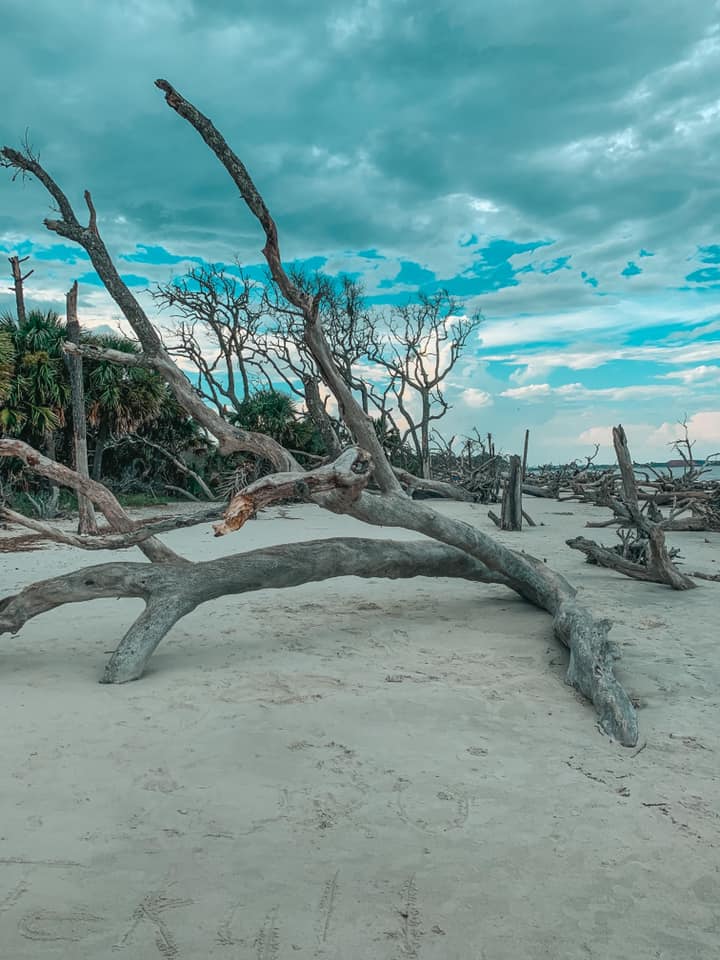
top-left (63, 281), bottom-right (98, 534)
top-left (491, 454), bottom-right (523, 530)
top-left (0, 82), bottom-right (640, 746)
top-left (8, 254), bottom-right (33, 325)
top-left (155, 264), bottom-right (263, 413)
top-left (567, 425), bottom-right (697, 590)
top-left (368, 292), bottom-right (482, 479)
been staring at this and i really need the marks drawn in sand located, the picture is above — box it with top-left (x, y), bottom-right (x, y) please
top-left (314, 870), bottom-right (340, 953)
top-left (0, 880), bottom-right (29, 914)
top-left (0, 857), bottom-right (83, 868)
top-left (216, 902), bottom-right (242, 947)
top-left (115, 889), bottom-right (192, 958)
top-left (18, 906), bottom-right (104, 942)
top-left (394, 779), bottom-right (471, 835)
top-left (254, 906), bottom-right (281, 960)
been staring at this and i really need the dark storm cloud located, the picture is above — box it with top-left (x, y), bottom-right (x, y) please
top-left (2, 0), bottom-right (719, 264)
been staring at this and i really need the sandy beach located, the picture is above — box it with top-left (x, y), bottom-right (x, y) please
top-left (1, 499), bottom-right (718, 959)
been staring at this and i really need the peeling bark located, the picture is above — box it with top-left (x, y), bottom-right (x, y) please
top-left (215, 447), bottom-right (372, 535)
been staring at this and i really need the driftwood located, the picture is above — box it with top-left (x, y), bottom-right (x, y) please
top-left (567, 426), bottom-right (697, 590)
top-left (394, 467), bottom-right (476, 502)
top-left (215, 447), bottom-right (372, 535)
top-left (0, 438), bottom-right (181, 563)
top-left (0, 84), bottom-right (641, 746)
top-left (0, 502), bottom-right (219, 551)
top-left (0, 538), bottom-right (508, 682)
top-left (500, 454), bottom-right (523, 530)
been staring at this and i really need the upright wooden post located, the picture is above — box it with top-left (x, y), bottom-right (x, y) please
top-left (65, 282), bottom-right (98, 534)
top-left (501, 454), bottom-right (523, 530)
top-left (522, 428), bottom-right (530, 479)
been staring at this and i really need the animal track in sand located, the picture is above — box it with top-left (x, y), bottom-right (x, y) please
top-left (136, 767), bottom-right (180, 793)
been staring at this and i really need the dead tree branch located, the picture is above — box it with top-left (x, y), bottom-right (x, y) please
top-left (568, 426), bottom-right (696, 590)
top-left (0, 438), bottom-right (181, 563)
top-left (215, 447), bottom-right (372, 535)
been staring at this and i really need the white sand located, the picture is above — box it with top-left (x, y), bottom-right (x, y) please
top-left (1, 500), bottom-right (718, 959)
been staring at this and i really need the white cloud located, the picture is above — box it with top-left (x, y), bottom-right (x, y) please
top-left (650, 410), bottom-right (720, 447)
top-left (501, 381), bottom-right (689, 403)
top-left (661, 364), bottom-right (720, 383)
top-left (461, 387), bottom-right (493, 408)
top-left (500, 383), bottom-right (553, 400)
top-left (492, 334), bottom-right (720, 383)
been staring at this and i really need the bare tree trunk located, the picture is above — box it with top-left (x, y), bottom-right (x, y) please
top-left (43, 429), bottom-right (60, 517)
top-left (420, 392), bottom-right (431, 479)
top-left (92, 423), bottom-right (109, 482)
top-left (567, 425), bottom-right (696, 590)
top-left (303, 376), bottom-right (342, 458)
top-left (8, 254), bottom-right (33, 325)
top-left (522, 429), bottom-right (530, 480)
top-left (500, 455), bottom-right (523, 530)
top-left (64, 281), bottom-right (98, 534)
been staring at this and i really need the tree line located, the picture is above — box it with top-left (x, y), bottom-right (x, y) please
top-left (1, 257), bottom-right (484, 514)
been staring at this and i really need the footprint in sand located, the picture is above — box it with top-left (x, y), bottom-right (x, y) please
top-left (136, 767), bottom-right (180, 793)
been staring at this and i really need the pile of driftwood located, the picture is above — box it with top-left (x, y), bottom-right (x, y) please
top-left (426, 432), bottom-right (505, 503)
top-left (560, 427), bottom-right (719, 590)
top-left (523, 441), bottom-right (719, 535)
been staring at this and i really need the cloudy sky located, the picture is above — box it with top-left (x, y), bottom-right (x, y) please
top-left (1, 0), bottom-right (719, 463)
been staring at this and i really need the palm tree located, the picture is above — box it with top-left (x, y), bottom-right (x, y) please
top-left (0, 326), bottom-right (14, 405)
top-left (229, 388), bottom-right (297, 441)
top-left (0, 310), bottom-right (69, 451)
top-left (83, 333), bottom-right (169, 480)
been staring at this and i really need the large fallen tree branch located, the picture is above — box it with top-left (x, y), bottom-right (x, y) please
top-left (1, 87), bottom-right (641, 745)
top-left (0, 503), bottom-right (220, 550)
top-left (393, 467), bottom-right (476, 502)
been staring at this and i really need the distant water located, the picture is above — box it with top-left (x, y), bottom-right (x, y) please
top-left (584, 463), bottom-right (720, 482)
top-left (530, 463), bottom-right (720, 482)
top-left (684, 463), bottom-right (720, 482)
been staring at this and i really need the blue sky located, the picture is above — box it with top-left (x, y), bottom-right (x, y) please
top-left (1, 0), bottom-right (719, 462)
